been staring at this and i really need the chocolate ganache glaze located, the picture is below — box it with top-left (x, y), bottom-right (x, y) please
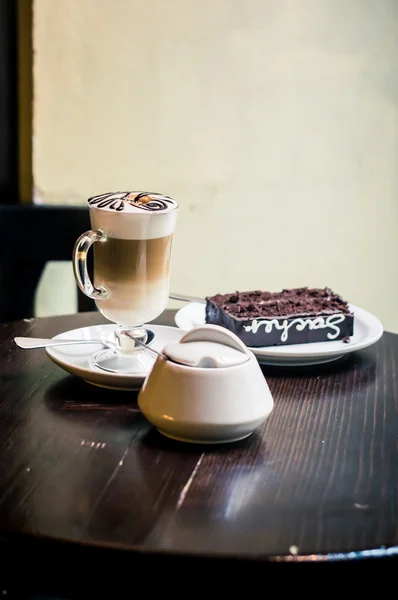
top-left (88, 191), bottom-right (177, 213)
top-left (205, 287), bottom-right (354, 347)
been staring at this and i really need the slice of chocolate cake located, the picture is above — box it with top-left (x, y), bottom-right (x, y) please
top-left (205, 287), bottom-right (354, 347)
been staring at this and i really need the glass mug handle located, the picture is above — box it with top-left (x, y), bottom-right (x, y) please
top-left (73, 229), bottom-right (108, 300)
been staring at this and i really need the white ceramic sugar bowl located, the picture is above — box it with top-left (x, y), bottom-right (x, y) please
top-left (138, 325), bottom-right (274, 444)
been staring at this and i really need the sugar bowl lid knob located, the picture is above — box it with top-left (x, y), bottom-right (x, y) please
top-left (163, 324), bottom-right (250, 368)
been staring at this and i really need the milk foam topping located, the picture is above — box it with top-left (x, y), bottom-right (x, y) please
top-left (88, 191), bottom-right (178, 239)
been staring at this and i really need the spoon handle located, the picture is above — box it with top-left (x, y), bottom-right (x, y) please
top-left (124, 333), bottom-right (168, 361)
top-left (14, 337), bottom-right (105, 349)
top-left (169, 293), bottom-right (205, 304)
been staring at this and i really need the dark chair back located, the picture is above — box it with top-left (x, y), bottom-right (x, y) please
top-left (0, 204), bottom-right (96, 322)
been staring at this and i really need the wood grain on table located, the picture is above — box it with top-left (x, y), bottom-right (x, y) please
top-left (0, 310), bottom-right (397, 593)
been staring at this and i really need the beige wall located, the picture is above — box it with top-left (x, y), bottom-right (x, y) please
top-left (33, 0), bottom-right (398, 332)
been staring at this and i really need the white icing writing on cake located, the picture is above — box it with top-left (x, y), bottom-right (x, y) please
top-left (243, 314), bottom-right (346, 342)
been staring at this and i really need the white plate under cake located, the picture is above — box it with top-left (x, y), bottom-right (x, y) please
top-left (175, 299), bottom-right (383, 367)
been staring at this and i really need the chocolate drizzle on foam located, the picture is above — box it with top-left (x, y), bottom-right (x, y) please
top-left (88, 191), bottom-right (176, 212)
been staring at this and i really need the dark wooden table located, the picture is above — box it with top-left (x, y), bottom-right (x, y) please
top-left (0, 310), bottom-right (397, 596)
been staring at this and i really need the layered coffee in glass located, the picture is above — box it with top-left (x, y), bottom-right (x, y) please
top-left (73, 191), bottom-right (178, 374)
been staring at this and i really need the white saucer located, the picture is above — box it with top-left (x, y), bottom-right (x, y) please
top-left (174, 303), bottom-right (384, 367)
top-left (46, 324), bottom-right (185, 390)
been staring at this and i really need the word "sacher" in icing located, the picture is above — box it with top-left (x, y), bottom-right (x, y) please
top-left (243, 314), bottom-right (346, 342)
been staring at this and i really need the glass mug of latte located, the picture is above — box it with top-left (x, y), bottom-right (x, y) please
top-left (73, 191), bottom-right (178, 374)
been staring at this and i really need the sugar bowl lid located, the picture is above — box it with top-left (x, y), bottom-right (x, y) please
top-left (163, 325), bottom-right (250, 368)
